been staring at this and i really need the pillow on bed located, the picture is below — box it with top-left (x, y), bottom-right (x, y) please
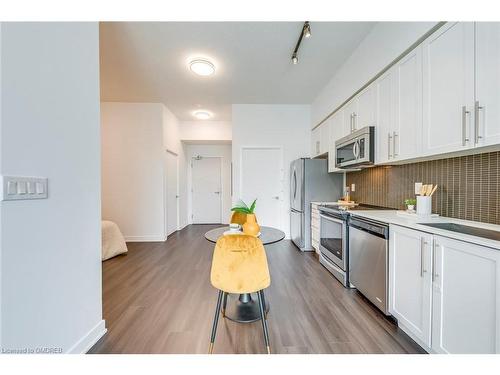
top-left (102, 220), bottom-right (128, 261)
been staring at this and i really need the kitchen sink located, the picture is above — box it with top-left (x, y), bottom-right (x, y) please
top-left (419, 222), bottom-right (500, 241)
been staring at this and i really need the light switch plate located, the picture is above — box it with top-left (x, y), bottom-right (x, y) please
top-left (1, 176), bottom-right (48, 201)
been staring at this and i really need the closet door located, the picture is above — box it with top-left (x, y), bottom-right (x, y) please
top-left (422, 22), bottom-right (475, 155)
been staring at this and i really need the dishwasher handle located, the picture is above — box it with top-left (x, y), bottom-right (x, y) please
top-left (349, 217), bottom-right (389, 239)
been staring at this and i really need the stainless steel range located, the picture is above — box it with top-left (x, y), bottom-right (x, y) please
top-left (318, 204), bottom-right (390, 288)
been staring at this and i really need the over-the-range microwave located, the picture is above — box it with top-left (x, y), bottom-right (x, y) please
top-left (335, 126), bottom-right (375, 168)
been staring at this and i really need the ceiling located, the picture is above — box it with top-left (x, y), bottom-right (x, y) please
top-left (99, 22), bottom-right (375, 121)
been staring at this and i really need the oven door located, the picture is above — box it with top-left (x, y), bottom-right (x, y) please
top-left (319, 214), bottom-right (347, 271)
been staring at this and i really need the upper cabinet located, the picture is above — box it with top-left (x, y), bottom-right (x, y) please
top-left (317, 21), bottom-right (500, 171)
top-left (328, 110), bottom-right (344, 172)
top-left (422, 22), bottom-right (475, 155)
top-left (475, 22), bottom-right (500, 147)
top-left (376, 45), bottom-right (423, 164)
top-left (311, 121), bottom-right (330, 158)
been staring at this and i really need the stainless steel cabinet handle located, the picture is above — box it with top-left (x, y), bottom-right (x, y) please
top-left (352, 113), bottom-right (357, 131)
top-left (316, 140), bottom-right (320, 154)
top-left (462, 106), bottom-right (470, 146)
top-left (393, 131), bottom-right (398, 157)
top-left (350, 113), bottom-right (354, 133)
top-left (388, 133), bottom-right (392, 158)
top-left (474, 101), bottom-right (484, 144)
top-left (420, 237), bottom-right (425, 277)
top-left (432, 239), bottom-right (439, 282)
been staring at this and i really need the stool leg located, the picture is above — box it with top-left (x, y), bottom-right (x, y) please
top-left (261, 290), bottom-right (267, 319)
top-left (209, 290), bottom-right (224, 354)
top-left (257, 290), bottom-right (271, 354)
top-left (221, 292), bottom-right (228, 317)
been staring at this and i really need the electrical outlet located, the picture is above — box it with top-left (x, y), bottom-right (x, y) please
top-left (415, 182), bottom-right (422, 195)
top-left (351, 183), bottom-right (356, 192)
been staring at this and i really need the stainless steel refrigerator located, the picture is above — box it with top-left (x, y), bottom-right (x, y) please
top-left (290, 158), bottom-right (343, 251)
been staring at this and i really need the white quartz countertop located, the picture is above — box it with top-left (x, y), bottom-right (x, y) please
top-left (350, 210), bottom-right (500, 250)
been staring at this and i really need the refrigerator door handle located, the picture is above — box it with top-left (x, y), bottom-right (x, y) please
top-left (293, 169), bottom-right (297, 200)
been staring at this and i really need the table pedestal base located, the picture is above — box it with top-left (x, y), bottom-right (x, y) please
top-left (224, 293), bottom-right (270, 323)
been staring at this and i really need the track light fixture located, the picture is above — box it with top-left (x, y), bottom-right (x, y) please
top-left (291, 21), bottom-right (311, 65)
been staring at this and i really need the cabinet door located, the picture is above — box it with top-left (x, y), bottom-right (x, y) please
top-left (342, 99), bottom-right (357, 135)
top-left (328, 110), bottom-right (343, 172)
top-left (422, 22), bottom-right (475, 155)
top-left (320, 120), bottom-right (330, 155)
top-left (389, 225), bottom-right (433, 347)
top-left (311, 127), bottom-right (320, 158)
top-left (475, 22), bottom-right (500, 147)
top-left (375, 69), bottom-right (394, 164)
top-left (432, 235), bottom-right (500, 353)
top-left (356, 84), bottom-right (377, 130)
top-left (394, 45), bottom-right (423, 160)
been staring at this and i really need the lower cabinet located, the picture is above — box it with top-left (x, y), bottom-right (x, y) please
top-left (389, 226), bottom-right (433, 347)
top-left (431, 235), bottom-right (500, 354)
top-left (389, 225), bottom-right (500, 353)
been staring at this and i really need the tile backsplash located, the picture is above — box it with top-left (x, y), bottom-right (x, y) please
top-left (346, 151), bottom-right (500, 225)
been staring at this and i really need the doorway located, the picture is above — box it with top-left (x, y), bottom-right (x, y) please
top-left (191, 156), bottom-right (222, 224)
top-left (240, 146), bottom-right (284, 230)
top-left (165, 150), bottom-right (179, 237)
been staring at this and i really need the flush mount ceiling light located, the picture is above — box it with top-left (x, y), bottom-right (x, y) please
top-left (189, 59), bottom-right (215, 76)
top-left (291, 21), bottom-right (311, 65)
top-left (193, 110), bottom-right (212, 120)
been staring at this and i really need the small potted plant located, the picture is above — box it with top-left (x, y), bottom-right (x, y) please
top-left (404, 198), bottom-right (416, 212)
top-left (231, 199), bottom-right (259, 236)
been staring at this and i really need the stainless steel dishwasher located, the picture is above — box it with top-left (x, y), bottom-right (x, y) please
top-left (348, 216), bottom-right (389, 315)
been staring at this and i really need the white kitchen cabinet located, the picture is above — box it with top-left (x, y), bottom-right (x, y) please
top-left (319, 120), bottom-right (330, 155)
top-left (311, 203), bottom-right (320, 254)
top-left (389, 226), bottom-right (433, 347)
top-left (422, 22), bottom-right (475, 155)
top-left (356, 84), bottom-right (377, 131)
top-left (475, 22), bottom-right (500, 147)
top-left (342, 99), bottom-right (357, 135)
top-left (311, 126), bottom-right (321, 158)
top-left (375, 69), bottom-right (394, 164)
top-left (431, 235), bottom-right (500, 354)
top-left (393, 45), bottom-right (423, 160)
top-left (311, 123), bottom-right (329, 158)
top-left (328, 110), bottom-right (344, 173)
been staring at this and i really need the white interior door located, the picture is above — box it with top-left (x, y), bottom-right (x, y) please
top-left (240, 147), bottom-right (283, 230)
top-left (192, 157), bottom-right (222, 224)
top-left (165, 151), bottom-right (178, 236)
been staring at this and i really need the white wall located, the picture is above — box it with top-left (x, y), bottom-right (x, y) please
top-left (311, 22), bottom-right (438, 127)
top-left (186, 144), bottom-right (232, 224)
top-left (180, 121), bottom-right (231, 142)
top-left (0, 23), bottom-right (104, 353)
top-left (101, 102), bottom-right (166, 241)
top-left (163, 106), bottom-right (188, 230)
top-left (232, 104), bottom-right (311, 238)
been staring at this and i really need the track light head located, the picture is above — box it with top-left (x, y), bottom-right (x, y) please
top-left (292, 54), bottom-right (298, 65)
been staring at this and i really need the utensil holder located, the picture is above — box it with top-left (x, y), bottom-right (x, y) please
top-left (417, 196), bottom-right (432, 215)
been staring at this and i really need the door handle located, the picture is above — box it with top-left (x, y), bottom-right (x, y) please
top-left (214, 191), bottom-right (220, 194)
top-left (474, 101), bottom-right (484, 144)
top-left (462, 105), bottom-right (470, 146)
top-left (273, 196), bottom-right (280, 200)
top-left (353, 140), bottom-right (360, 159)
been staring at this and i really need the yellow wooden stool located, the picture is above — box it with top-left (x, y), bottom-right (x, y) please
top-left (208, 234), bottom-right (271, 354)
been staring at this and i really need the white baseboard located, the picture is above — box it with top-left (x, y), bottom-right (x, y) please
top-left (66, 319), bottom-right (107, 354)
top-left (124, 235), bottom-right (167, 242)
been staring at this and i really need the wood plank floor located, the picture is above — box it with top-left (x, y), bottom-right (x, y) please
top-left (89, 224), bottom-right (425, 354)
